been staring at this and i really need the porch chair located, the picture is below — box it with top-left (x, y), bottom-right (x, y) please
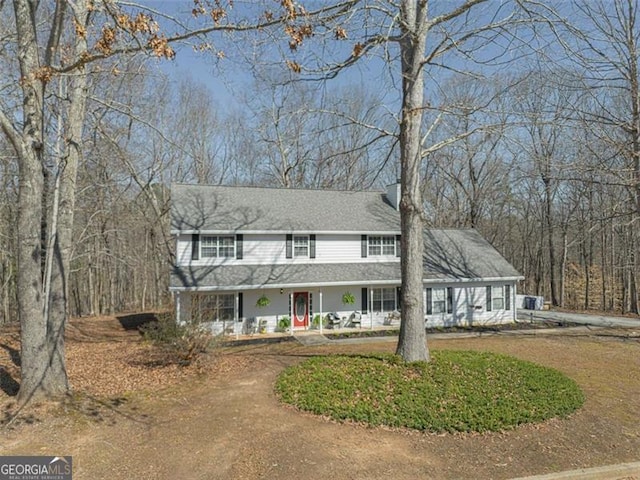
top-left (243, 317), bottom-right (257, 335)
top-left (346, 310), bottom-right (362, 328)
top-left (325, 312), bottom-right (342, 329)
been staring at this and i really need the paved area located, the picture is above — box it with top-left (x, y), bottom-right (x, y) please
top-left (517, 309), bottom-right (640, 328)
top-left (511, 461), bottom-right (640, 480)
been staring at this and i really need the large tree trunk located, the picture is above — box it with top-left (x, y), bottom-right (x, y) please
top-left (14, 0), bottom-right (51, 403)
top-left (13, 0), bottom-right (80, 401)
top-left (44, 0), bottom-right (89, 394)
top-left (395, 0), bottom-right (429, 363)
top-left (16, 145), bottom-right (49, 402)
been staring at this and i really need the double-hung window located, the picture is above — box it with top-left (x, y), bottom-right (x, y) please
top-left (486, 285), bottom-right (505, 311)
top-left (201, 235), bottom-right (235, 258)
top-left (426, 287), bottom-right (454, 315)
top-left (492, 286), bottom-right (505, 310)
top-left (294, 235), bottom-right (309, 257)
top-left (432, 288), bottom-right (446, 314)
top-left (191, 293), bottom-right (235, 322)
top-left (372, 287), bottom-right (396, 312)
top-left (368, 236), bottom-right (395, 256)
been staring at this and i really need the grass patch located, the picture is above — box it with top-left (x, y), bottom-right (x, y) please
top-left (275, 351), bottom-right (584, 433)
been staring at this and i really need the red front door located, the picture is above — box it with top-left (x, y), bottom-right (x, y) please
top-left (293, 292), bottom-right (309, 328)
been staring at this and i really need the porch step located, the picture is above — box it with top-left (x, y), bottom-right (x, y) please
top-left (294, 333), bottom-right (330, 346)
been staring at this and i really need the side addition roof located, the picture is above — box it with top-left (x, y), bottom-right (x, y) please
top-left (170, 183), bottom-right (401, 234)
top-left (422, 229), bottom-right (522, 281)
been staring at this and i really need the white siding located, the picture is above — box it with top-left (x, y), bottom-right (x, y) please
top-left (176, 234), bottom-right (192, 265)
top-left (243, 234), bottom-right (285, 264)
top-left (176, 233), bottom-right (401, 266)
top-left (424, 281), bottom-right (516, 327)
top-left (316, 234), bottom-right (361, 263)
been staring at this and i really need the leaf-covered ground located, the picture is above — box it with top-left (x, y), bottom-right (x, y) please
top-left (1, 315), bottom-right (639, 479)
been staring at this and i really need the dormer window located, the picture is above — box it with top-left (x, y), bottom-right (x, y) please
top-left (201, 235), bottom-right (235, 258)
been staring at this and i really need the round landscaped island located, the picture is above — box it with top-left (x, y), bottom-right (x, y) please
top-left (275, 351), bottom-right (584, 433)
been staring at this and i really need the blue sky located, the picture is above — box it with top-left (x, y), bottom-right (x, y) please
top-left (140, 0), bottom-right (549, 113)
top-left (133, 0), bottom-right (582, 136)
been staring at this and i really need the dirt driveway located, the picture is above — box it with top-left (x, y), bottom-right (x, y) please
top-left (1, 316), bottom-right (639, 479)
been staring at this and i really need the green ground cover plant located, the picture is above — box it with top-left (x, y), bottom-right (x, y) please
top-left (275, 351), bottom-right (584, 433)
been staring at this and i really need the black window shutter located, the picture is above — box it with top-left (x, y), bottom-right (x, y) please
top-left (486, 286), bottom-right (492, 312)
top-left (191, 234), bottom-right (200, 261)
top-left (426, 288), bottom-right (432, 315)
top-left (309, 234), bottom-right (316, 259)
top-left (361, 287), bottom-right (368, 314)
top-left (396, 286), bottom-right (402, 310)
top-left (396, 235), bottom-right (401, 257)
top-left (286, 234), bottom-right (293, 259)
top-left (309, 293), bottom-right (313, 318)
top-left (236, 234), bottom-right (243, 259)
top-left (505, 285), bottom-right (511, 310)
top-left (447, 287), bottom-right (453, 314)
top-left (238, 292), bottom-right (243, 321)
top-left (361, 235), bottom-right (368, 258)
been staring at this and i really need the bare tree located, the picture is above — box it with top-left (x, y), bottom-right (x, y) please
top-left (277, 0), bottom-right (538, 361)
top-left (0, 0), bottom-right (309, 403)
top-left (561, 0), bottom-right (640, 312)
top-left (422, 77), bottom-right (512, 234)
top-left (510, 71), bottom-right (580, 306)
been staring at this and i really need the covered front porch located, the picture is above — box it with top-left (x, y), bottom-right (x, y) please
top-left (174, 285), bottom-right (402, 336)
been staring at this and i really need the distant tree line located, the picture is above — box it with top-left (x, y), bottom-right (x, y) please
top-left (1, 0), bottom-right (638, 331)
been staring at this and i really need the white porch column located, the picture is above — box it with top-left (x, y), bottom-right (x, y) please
top-left (175, 292), bottom-right (181, 324)
top-left (290, 291), bottom-right (294, 336)
top-left (319, 290), bottom-right (323, 335)
top-left (370, 287), bottom-right (374, 330)
top-left (235, 292), bottom-right (239, 339)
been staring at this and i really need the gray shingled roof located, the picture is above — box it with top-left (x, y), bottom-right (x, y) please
top-left (170, 183), bottom-right (400, 233)
top-left (170, 262), bottom-right (402, 290)
top-left (423, 229), bottom-right (521, 280)
top-left (170, 229), bottom-right (522, 290)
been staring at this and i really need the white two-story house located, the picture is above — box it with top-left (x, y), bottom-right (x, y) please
top-left (169, 183), bottom-right (523, 333)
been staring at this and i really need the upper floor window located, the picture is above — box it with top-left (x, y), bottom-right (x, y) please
top-left (201, 235), bottom-right (235, 258)
top-left (368, 236), bottom-right (395, 256)
top-left (286, 234), bottom-right (316, 259)
top-left (294, 235), bottom-right (309, 257)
